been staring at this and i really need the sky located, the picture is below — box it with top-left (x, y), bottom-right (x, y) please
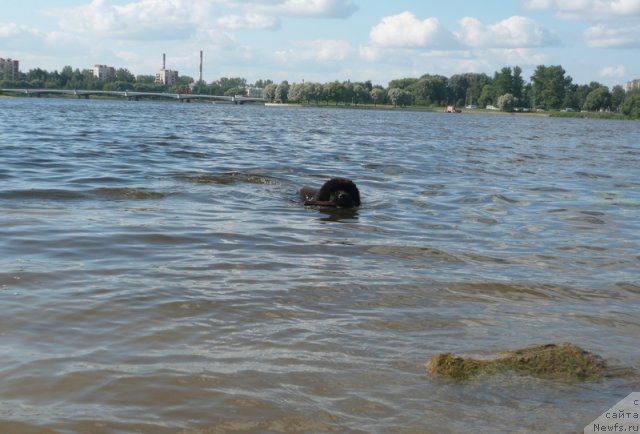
top-left (1, 0), bottom-right (639, 88)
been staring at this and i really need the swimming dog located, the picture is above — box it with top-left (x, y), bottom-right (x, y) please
top-left (299, 177), bottom-right (361, 208)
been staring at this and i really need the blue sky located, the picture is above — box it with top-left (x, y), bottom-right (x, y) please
top-left (1, 0), bottom-right (639, 88)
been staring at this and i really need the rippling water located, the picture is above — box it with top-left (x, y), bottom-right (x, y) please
top-left (1, 97), bottom-right (639, 433)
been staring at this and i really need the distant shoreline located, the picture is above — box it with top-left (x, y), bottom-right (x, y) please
top-left (266, 102), bottom-right (635, 120)
top-left (266, 102), bottom-right (551, 118)
top-left (2, 93), bottom-right (634, 120)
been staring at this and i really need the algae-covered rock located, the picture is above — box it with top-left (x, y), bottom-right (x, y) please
top-left (425, 353), bottom-right (489, 380)
top-left (426, 343), bottom-right (605, 381)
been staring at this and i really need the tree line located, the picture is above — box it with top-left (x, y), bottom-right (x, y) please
top-left (1, 64), bottom-right (638, 118)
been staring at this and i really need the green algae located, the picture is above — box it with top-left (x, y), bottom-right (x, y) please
top-left (426, 343), bottom-right (605, 381)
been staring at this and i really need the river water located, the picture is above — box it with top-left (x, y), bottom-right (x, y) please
top-left (0, 97), bottom-right (639, 433)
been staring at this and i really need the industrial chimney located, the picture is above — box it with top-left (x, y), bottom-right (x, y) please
top-left (199, 50), bottom-right (203, 82)
top-left (162, 53), bottom-right (166, 70)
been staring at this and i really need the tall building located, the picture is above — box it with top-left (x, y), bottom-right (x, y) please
top-left (155, 69), bottom-right (179, 85)
top-left (92, 64), bottom-right (116, 81)
top-left (0, 58), bottom-right (20, 81)
top-left (246, 87), bottom-right (264, 98)
top-left (155, 53), bottom-right (179, 85)
top-left (626, 79), bottom-right (640, 92)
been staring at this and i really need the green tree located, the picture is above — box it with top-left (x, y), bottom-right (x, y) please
top-left (308, 82), bottom-right (324, 104)
top-left (263, 83), bottom-right (277, 102)
top-left (410, 74), bottom-right (447, 106)
top-left (370, 87), bottom-right (386, 106)
top-left (275, 81), bottom-right (289, 102)
top-left (326, 81), bottom-right (345, 105)
top-left (254, 79), bottom-right (273, 89)
top-left (512, 66), bottom-right (524, 100)
top-left (611, 85), bottom-right (625, 112)
top-left (59, 65), bottom-right (73, 88)
top-left (583, 86), bottom-right (611, 111)
top-left (493, 67), bottom-right (514, 97)
top-left (621, 90), bottom-right (640, 118)
top-left (26, 68), bottom-right (49, 84)
top-left (497, 93), bottom-right (516, 112)
top-left (450, 72), bottom-right (490, 107)
top-left (116, 68), bottom-right (135, 83)
top-left (133, 82), bottom-right (165, 92)
top-left (569, 84), bottom-right (590, 110)
top-left (224, 86), bottom-right (245, 96)
top-left (531, 65), bottom-right (572, 110)
top-left (81, 69), bottom-right (101, 90)
top-left (478, 84), bottom-right (495, 108)
top-left (448, 74), bottom-right (469, 106)
top-left (342, 80), bottom-right (354, 104)
top-left (192, 80), bottom-right (208, 94)
top-left (287, 82), bottom-right (302, 102)
top-left (103, 81), bottom-right (132, 91)
top-left (215, 77), bottom-right (247, 95)
top-left (388, 77), bottom-right (418, 90)
top-left (352, 83), bottom-right (370, 105)
top-left (136, 75), bottom-right (156, 84)
top-left (388, 88), bottom-right (412, 107)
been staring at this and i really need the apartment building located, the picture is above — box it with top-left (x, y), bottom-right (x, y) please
top-left (92, 64), bottom-right (116, 81)
top-left (0, 58), bottom-right (20, 81)
top-left (155, 68), bottom-right (179, 85)
top-left (626, 79), bottom-right (640, 92)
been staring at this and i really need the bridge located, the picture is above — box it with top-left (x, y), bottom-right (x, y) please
top-left (0, 88), bottom-right (265, 104)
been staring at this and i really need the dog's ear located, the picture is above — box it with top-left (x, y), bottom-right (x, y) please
top-left (344, 182), bottom-right (360, 207)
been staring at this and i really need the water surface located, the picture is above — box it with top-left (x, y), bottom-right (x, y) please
top-left (1, 98), bottom-right (639, 433)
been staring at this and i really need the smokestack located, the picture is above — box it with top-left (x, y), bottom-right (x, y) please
top-left (162, 53), bottom-right (166, 70)
top-left (199, 50), bottom-right (203, 82)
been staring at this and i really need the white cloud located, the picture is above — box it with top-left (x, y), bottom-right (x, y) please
top-left (456, 16), bottom-right (558, 48)
top-left (195, 28), bottom-right (241, 51)
top-left (55, 0), bottom-right (215, 40)
top-left (358, 11), bottom-right (560, 86)
top-left (0, 22), bottom-right (40, 38)
top-left (523, 0), bottom-right (640, 48)
top-left (359, 12), bottom-right (458, 66)
top-left (368, 12), bottom-right (452, 48)
top-left (523, 0), bottom-right (640, 20)
top-left (484, 48), bottom-right (549, 66)
top-left (361, 13), bottom-right (555, 66)
top-left (46, 0), bottom-right (357, 44)
top-left (523, 0), bottom-right (554, 8)
top-left (611, 0), bottom-right (640, 14)
top-left (249, 0), bottom-right (358, 18)
top-left (598, 64), bottom-right (626, 77)
top-left (358, 44), bottom-right (379, 62)
top-left (0, 22), bottom-right (50, 55)
top-left (584, 23), bottom-right (640, 47)
top-left (115, 51), bottom-right (141, 62)
top-left (275, 39), bottom-right (351, 63)
top-left (212, 0), bottom-right (357, 31)
top-left (216, 13), bottom-right (280, 30)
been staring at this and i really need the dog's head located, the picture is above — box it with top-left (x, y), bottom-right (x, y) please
top-left (332, 189), bottom-right (357, 208)
top-left (317, 178), bottom-right (361, 208)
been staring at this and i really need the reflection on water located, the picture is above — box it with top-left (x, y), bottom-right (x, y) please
top-left (0, 98), bottom-right (639, 433)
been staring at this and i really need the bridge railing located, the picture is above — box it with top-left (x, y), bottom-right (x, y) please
top-left (1, 88), bottom-right (265, 103)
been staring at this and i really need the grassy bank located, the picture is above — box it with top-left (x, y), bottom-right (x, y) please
top-left (549, 111), bottom-right (630, 120)
top-left (273, 101), bottom-right (638, 120)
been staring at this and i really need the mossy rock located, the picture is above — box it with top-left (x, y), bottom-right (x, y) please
top-left (426, 343), bottom-right (605, 381)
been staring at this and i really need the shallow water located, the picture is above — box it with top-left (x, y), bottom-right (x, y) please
top-left (1, 97), bottom-right (639, 433)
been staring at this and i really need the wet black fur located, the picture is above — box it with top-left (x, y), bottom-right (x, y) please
top-left (300, 177), bottom-right (361, 208)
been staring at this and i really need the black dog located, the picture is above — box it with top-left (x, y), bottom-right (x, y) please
top-left (300, 177), bottom-right (361, 208)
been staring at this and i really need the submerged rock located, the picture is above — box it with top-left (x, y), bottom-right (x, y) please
top-left (426, 343), bottom-right (605, 380)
